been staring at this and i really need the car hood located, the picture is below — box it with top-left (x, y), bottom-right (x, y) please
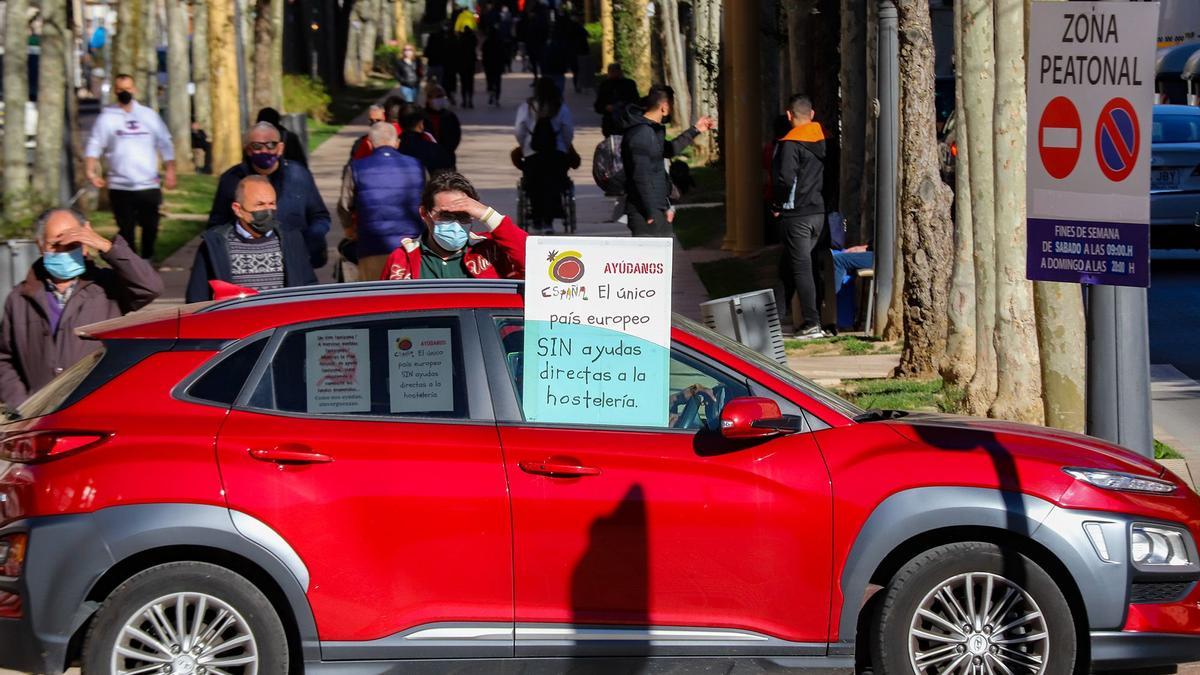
top-left (884, 412), bottom-right (1165, 477)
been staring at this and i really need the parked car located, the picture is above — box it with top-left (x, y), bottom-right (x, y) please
top-left (1152, 104), bottom-right (1200, 248)
top-left (2, 279), bottom-right (1200, 674)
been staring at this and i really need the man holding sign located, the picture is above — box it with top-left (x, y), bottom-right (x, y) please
top-left (381, 172), bottom-right (528, 280)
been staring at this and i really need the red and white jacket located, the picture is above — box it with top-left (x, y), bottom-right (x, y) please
top-left (380, 209), bottom-right (528, 280)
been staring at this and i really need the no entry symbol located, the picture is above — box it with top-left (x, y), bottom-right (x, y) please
top-left (1095, 97), bottom-right (1140, 182)
top-left (1038, 96), bottom-right (1082, 180)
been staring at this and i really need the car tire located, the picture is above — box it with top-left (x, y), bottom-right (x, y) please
top-left (872, 541), bottom-right (1076, 675)
top-left (82, 561), bottom-right (289, 674)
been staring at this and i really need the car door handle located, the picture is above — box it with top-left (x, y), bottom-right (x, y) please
top-left (249, 445), bottom-right (333, 465)
top-left (518, 460), bottom-right (601, 478)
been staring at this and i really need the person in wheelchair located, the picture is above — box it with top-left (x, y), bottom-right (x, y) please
top-left (514, 78), bottom-right (574, 234)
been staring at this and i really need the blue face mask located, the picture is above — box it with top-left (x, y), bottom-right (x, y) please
top-left (432, 221), bottom-right (468, 252)
top-left (43, 248), bottom-right (86, 280)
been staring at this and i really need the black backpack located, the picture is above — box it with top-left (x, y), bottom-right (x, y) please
top-left (531, 116), bottom-right (557, 154)
top-left (592, 135), bottom-right (625, 196)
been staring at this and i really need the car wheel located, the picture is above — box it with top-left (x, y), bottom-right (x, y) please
top-left (873, 542), bottom-right (1076, 675)
top-left (82, 561), bottom-right (288, 675)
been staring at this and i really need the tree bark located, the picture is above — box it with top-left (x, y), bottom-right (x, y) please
top-left (139, 0), bottom-right (158, 110)
top-left (941, 0), bottom-right (976, 386)
top-left (962, 0), bottom-right (997, 414)
top-left (209, 0), bottom-right (243, 172)
top-left (784, 0), bottom-right (809, 95)
top-left (838, 0), bottom-right (866, 236)
top-left (271, 0), bottom-right (286, 111)
top-left (240, 0), bottom-right (255, 105)
top-left (395, 0), bottom-right (410, 47)
top-left (625, 0), bottom-right (652, 93)
top-left (33, 0), bottom-right (69, 204)
top-left (165, 0), bottom-right (193, 174)
top-left (989, 0), bottom-right (1042, 423)
top-left (113, 0), bottom-right (142, 86)
top-left (344, 0), bottom-right (374, 86)
top-left (601, 0), bottom-right (615, 68)
top-left (1030, 0), bottom-right (1085, 433)
top-left (380, 0), bottom-right (394, 45)
top-left (192, 0), bottom-right (212, 138)
top-left (659, 0), bottom-right (691, 128)
top-left (360, 0), bottom-right (380, 78)
top-left (3, 0), bottom-right (30, 218)
top-left (894, 0), bottom-right (954, 377)
top-left (252, 0), bottom-right (279, 113)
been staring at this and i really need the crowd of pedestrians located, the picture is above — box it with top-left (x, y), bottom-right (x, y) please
top-left (0, 3), bottom-right (738, 410)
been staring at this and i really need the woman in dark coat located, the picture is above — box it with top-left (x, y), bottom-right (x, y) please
top-left (482, 27), bottom-right (508, 106)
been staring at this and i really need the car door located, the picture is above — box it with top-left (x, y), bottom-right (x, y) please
top-left (215, 311), bottom-right (514, 657)
top-left (479, 313), bottom-right (834, 658)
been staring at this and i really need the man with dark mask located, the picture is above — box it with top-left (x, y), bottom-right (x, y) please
top-left (207, 122), bottom-right (331, 269)
top-left (187, 175), bottom-right (317, 302)
top-left (0, 209), bottom-right (161, 407)
top-left (85, 74), bottom-right (177, 259)
top-left (618, 85), bottom-right (715, 237)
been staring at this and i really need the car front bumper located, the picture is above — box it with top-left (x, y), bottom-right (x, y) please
top-left (1091, 631), bottom-right (1200, 671)
top-left (0, 613), bottom-right (60, 675)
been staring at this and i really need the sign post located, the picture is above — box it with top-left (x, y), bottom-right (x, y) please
top-left (1026, 1), bottom-right (1159, 456)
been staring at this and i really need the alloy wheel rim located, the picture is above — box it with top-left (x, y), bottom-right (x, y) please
top-left (908, 571), bottom-right (1049, 675)
top-left (110, 591), bottom-right (259, 675)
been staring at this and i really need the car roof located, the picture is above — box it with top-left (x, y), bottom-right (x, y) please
top-left (80, 280), bottom-right (527, 341)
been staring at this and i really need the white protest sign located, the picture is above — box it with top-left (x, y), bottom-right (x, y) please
top-left (305, 329), bottom-right (371, 413)
top-left (388, 328), bottom-right (455, 413)
top-left (523, 237), bottom-right (673, 427)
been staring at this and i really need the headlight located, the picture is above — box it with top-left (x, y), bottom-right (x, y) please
top-left (1063, 467), bottom-right (1176, 494)
top-left (1130, 523), bottom-right (1198, 570)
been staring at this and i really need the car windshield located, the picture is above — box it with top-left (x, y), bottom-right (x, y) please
top-left (1153, 114), bottom-right (1200, 144)
top-left (672, 314), bottom-right (864, 420)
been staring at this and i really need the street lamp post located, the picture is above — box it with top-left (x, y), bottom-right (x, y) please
top-left (873, 0), bottom-right (899, 335)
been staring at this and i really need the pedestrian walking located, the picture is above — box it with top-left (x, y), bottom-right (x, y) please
top-left (256, 107), bottom-right (308, 167)
top-left (338, 123), bottom-right (426, 282)
top-left (188, 176), bottom-right (317, 302)
top-left (456, 27), bottom-right (479, 109)
top-left (771, 94), bottom-right (827, 339)
top-left (399, 108), bottom-right (454, 174)
top-left (349, 104), bottom-right (388, 161)
top-left (0, 209), bottom-right (162, 407)
top-left (594, 63), bottom-right (640, 137)
top-left (394, 44), bottom-right (424, 103)
top-left (380, 171), bottom-right (526, 280)
top-left (618, 85), bottom-right (715, 237)
top-left (482, 27), bottom-right (508, 106)
top-left (423, 86), bottom-right (462, 168)
top-left (84, 73), bottom-right (176, 260)
top-left (426, 23), bottom-right (455, 104)
top-left (515, 78), bottom-right (574, 234)
top-left (208, 122), bottom-right (332, 269)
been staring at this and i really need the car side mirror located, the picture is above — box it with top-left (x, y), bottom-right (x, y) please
top-left (719, 396), bottom-right (789, 440)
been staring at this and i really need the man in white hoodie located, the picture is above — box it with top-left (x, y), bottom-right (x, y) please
top-left (85, 74), bottom-right (176, 260)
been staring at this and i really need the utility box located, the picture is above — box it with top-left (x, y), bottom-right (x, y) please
top-left (0, 240), bottom-right (40, 300)
top-left (281, 113), bottom-right (309, 154)
top-left (699, 289), bottom-right (788, 365)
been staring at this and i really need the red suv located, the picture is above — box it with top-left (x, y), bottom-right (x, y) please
top-left (1, 279), bottom-right (1199, 675)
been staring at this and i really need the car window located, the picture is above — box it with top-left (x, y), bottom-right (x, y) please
top-left (492, 317), bottom-right (749, 430)
top-left (1153, 115), bottom-right (1200, 143)
top-left (186, 337), bottom-right (268, 406)
top-left (247, 316), bottom-right (468, 419)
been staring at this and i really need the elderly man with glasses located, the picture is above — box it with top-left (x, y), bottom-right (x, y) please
top-left (207, 122), bottom-right (332, 269)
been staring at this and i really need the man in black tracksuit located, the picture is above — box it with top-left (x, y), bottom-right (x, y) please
top-left (619, 86), bottom-right (716, 237)
top-left (772, 94), bottom-right (827, 339)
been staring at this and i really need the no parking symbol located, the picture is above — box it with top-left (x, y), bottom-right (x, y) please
top-left (1095, 97), bottom-right (1140, 182)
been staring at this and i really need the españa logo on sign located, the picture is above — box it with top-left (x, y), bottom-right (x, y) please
top-left (547, 250), bottom-right (585, 283)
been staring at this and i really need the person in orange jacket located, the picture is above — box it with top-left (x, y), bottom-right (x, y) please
top-left (380, 171), bottom-right (527, 280)
top-left (771, 94), bottom-right (827, 340)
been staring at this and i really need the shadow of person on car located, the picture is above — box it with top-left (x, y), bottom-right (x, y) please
top-left (568, 483), bottom-right (650, 673)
